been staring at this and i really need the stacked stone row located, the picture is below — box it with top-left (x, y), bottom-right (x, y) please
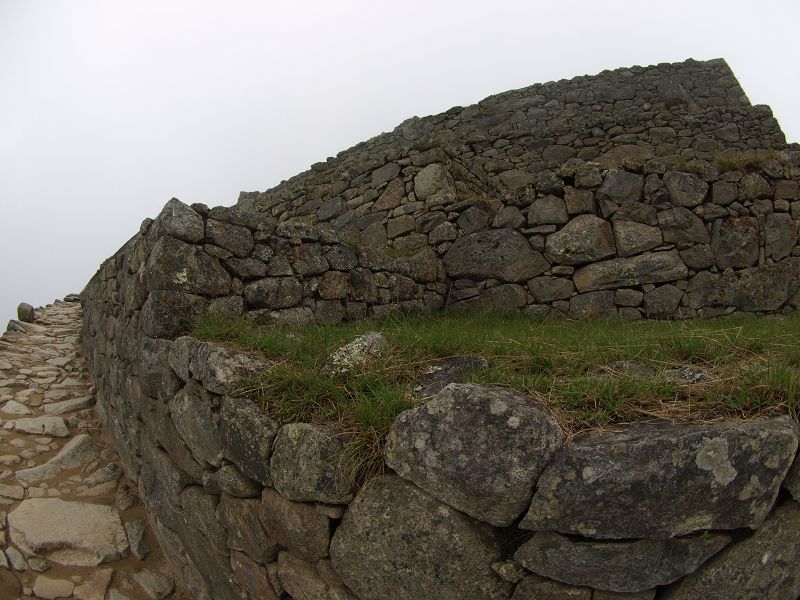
top-left (238, 59), bottom-right (787, 225)
top-left (115, 198), bottom-right (447, 341)
top-left (80, 302), bottom-right (800, 600)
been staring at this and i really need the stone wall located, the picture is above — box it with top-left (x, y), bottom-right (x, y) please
top-left (81, 266), bottom-right (800, 599)
top-left (237, 58), bottom-right (789, 231)
top-left (79, 57), bottom-right (800, 599)
top-left (88, 158), bottom-right (800, 332)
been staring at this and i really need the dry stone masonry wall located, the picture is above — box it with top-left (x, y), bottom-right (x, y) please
top-left (78, 58), bottom-right (800, 599)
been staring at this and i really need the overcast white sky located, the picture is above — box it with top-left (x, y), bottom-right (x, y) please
top-left (1, 0), bottom-right (799, 324)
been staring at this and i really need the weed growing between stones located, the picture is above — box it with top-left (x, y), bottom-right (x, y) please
top-left (194, 310), bottom-right (800, 484)
top-left (711, 149), bottom-right (787, 172)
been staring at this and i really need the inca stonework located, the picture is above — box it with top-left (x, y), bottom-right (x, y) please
top-left (8, 58), bottom-right (797, 599)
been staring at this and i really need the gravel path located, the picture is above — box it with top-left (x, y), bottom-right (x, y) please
top-left (0, 299), bottom-right (175, 600)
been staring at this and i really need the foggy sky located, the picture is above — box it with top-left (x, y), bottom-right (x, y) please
top-left (2, 0), bottom-right (799, 324)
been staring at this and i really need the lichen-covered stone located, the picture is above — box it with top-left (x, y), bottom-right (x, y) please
top-left (765, 212), bottom-right (798, 260)
top-left (290, 243), bottom-right (329, 275)
top-left (230, 551), bottom-right (280, 600)
top-left (145, 236), bottom-right (231, 296)
top-left (443, 229), bottom-right (549, 282)
top-left (271, 423), bottom-right (354, 504)
top-left (613, 220), bottom-right (662, 258)
top-left (545, 215), bottom-right (616, 265)
top-left (597, 169), bottom-right (644, 204)
top-left (414, 163), bottom-right (452, 200)
top-left (385, 383), bottom-right (564, 526)
top-left (170, 336), bottom-right (270, 394)
top-left (702, 260), bottom-right (800, 311)
top-left (529, 276), bottom-right (575, 303)
top-left (321, 332), bottom-right (388, 374)
top-left (528, 196), bottom-right (569, 226)
top-left (521, 416), bottom-right (798, 538)
top-left (643, 284), bottom-right (684, 317)
top-left (277, 552), bottom-right (356, 600)
top-left (154, 198), bottom-right (205, 243)
top-left (169, 387), bottom-right (222, 467)
top-left (739, 172), bottom-right (772, 199)
top-left (711, 217), bottom-right (760, 268)
top-left (244, 277), bottom-right (303, 309)
top-left (573, 251), bottom-right (687, 293)
top-left (259, 489), bottom-right (331, 562)
top-left (330, 475), bottom-right (512, 600)
top-left (663, 171), bottom-right (709, 207)
top-left (657, 207), bottom-right (710, 246)
top-left (569, 290), bottom-right (617, 317)
top-left (219, 495), bottom-right (279, 565)
top-left (665, 501), bottom-right (800, 600)
top-left (141, 290), bottom-right (207, 339)
top-left (514, 531), bottom-right (730, 592)
top-left (452, 283), bottom-right (527, 311)
top-left (221, 396), bottom-right (279, 486)
top-left (206, 219), bottom-right (254, 258)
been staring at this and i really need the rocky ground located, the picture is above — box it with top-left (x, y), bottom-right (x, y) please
top-left (0, 299), bottom-right (175, 600)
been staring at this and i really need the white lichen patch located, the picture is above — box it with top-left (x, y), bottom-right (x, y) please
top-left (489, 399), bottom-right (508, 415)
top-left (506, 416), bottom-right (520, 428)
top-left (173, 268), bottom-right (189, 285)
top-left (695, 437), bottom-right (737, 486)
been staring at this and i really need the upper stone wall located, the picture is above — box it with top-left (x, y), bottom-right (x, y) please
top-left (238, 58), bottom-right (788, 237)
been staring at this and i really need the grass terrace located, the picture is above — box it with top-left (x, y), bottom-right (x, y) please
top-left (193, 310), bottom-right (800, 484)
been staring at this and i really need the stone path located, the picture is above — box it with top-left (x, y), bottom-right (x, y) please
top-left (0, 299), bottom-right (175, 600)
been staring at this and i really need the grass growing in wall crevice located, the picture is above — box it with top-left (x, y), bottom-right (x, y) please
top-left (193, 310), bottom-right (800, 486)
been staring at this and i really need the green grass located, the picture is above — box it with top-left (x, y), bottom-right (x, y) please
top-left (194, 310), bottom-right (800, 484)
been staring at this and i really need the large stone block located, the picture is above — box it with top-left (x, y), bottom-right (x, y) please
top-left (414, 163), bottom-right (453, 200)
top-left (138, 441), bottom-right (192, 531)
top-left (711, 217), bottom-right (760, 268)
top-left (514, 531), bottom-right (730, 593)
top-left (169, 386), bottom-right (223, 467)
top-left (145, 236), bottom-right (231, 296)
top-left (613, 220), bottom-right (662, 258)
top-left (765, 212), bottom-right (798, 260)
top-left (528, 196), bottom-right (568, 226)
top-left (221, 396), bottom-right (279, 487)
top-left (170, 336), bottom-right (272, 394)
top-left (270, 423), bottom-right (354, 504)
top-left (451, 284), bottom-right (528, 312)
top-left (244, 277), bottom-right (303, 309)
top-left (597, 169), bottom-right (644, 204)
top-left (230, 551), bottom-right (279, 600)
top-left (277, 552), bottom-right (355, 600)
top-left (330, 475), bottom-right (511, 600)
top-left (687, 259), bottom-right (800, 312)
top-left (521, 417), bottom-right (798, 538)
top-left (657, 207), bottom-right (710, 246)
top-left (665, 501), bottom-right (800, 600)
top-left (153, 198), bottom-right (205, 243)
top-left (385, 384), bottom-right (564, 526)
top-left (443, 229), bottom-right (549, 282)
top-left (663, 171), bottom-right (708, 207)
top-left (544, 215), bottom-right (616, 266)
top-left (219, 495), bottom-right (279, 565)
top-left (259, 489), bottom-right (331, 562)
top-left (573, 251), bottom-right (687, 293)
top-left (206, 219), bottom-right (254, 258)
top-left (141, 290), bottom-right (207, 339)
